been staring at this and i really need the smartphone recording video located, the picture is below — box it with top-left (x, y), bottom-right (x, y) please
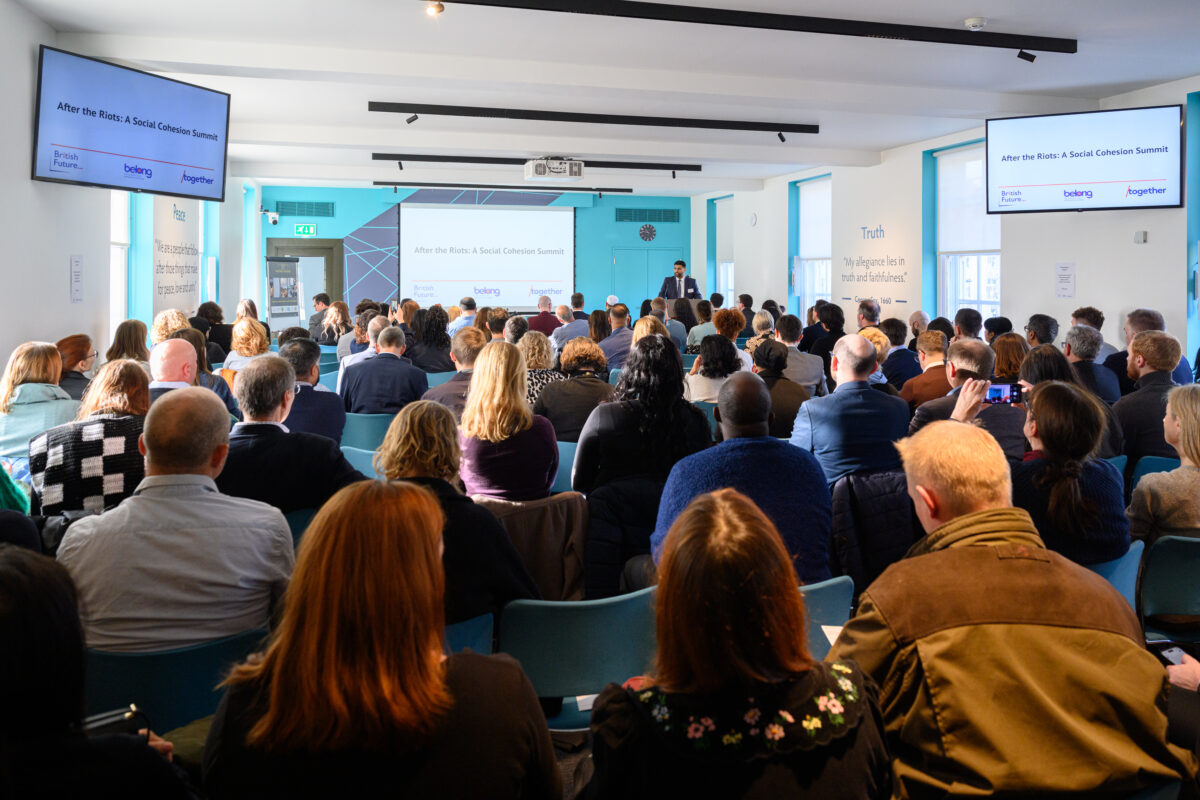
top-left (982, 383), bottom-right (1022, 405)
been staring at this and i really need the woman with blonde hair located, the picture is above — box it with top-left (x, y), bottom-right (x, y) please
top-left (459, 341), bottom-right (558, 500)
top-left (587, 488), bottom-right (890, 798)
top-left (1128, 383), bottom-right (1200, 544)
top-left (149, 309), bottom-right (190, 345)
top-left (55, 334), bottom-right (96, 401)
top-left (236, 298), bottom-right (271, 344)
top-left (631, 316), bottom-right (669, 351)
top-left (517, 331), bottom-right (565, 406)
top-left (376, 401), bottom-right (539, 623)
top-left (857, 326), bottom-right (901, 396)
top-left (222, 318), bottom-right (271, 372)
top-left (203, 480), bottom-right (559, 798)
top-left (28, 359), bottom-right (149, 515)
top-left (0, 343), bottom-right (79, 469)
top-left (105, 319), bottom-right (151, 373)
top-left (316, 301), bottom-right (352, 346)
top-left (534, 337), bottom-right (613, 443)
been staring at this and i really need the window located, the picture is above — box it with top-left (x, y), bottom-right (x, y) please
top-left (795, 177), bottom-right (832, 317)
top-left (714, 196), bottom-right (734, 297)
top-left (109, 191), bottom-right (130, 336)
top-left (937, 144), bottom-right (1000, 319)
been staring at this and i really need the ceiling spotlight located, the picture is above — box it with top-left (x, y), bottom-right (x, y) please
top-left (778, 132), bottom-right (786, 143)
top-left (964, 17), bottom-right (988, 32)
top-left (1017, 49), bottom-right (1036, 62)
top-left (406, 114), bottom-right (419, 124)
top-left (426, 2), bottom-right (444, 17)
top-left (672, 170), bottom-right (676, 179)
top-left (397, 162), bottom-right (404, 171)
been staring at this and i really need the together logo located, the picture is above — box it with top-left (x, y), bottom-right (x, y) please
top-left (1063, 188), bottom-right (1093, 200)
top-left (123, 163), bottom-right (152, 179)
top-left (1127, 185), bottom-right (1167, 198)
top-left (528, 287), bottom-right (564, 296)
top-left (181, 171), bottom-right (214, 186)
top-left (473, 286), bottom-right (501, 297)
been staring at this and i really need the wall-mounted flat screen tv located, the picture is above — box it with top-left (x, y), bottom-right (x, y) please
top-left (31, 45), bottom-right (230, 202)
top-left (986, 105), bottom-right (1183, 214)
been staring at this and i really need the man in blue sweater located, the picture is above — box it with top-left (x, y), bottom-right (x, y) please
top-left (651, 371), bottom-right (832, 584)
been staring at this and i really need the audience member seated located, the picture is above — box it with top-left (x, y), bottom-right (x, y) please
top-left (503, 313), bottom-right (528, 345)
top-left (447, 295), bottom-right (476, 335)
top-left (274, 326), bottom-right (310, 347)
top-left (774, 313), bottom-right (825, 396)
top-left (29, 359), bottom-right (148, 516)
top-left (55, 334), bottom-right (95, 401)
top-left (983, 315), bottom-right (1013, 343)
top-left (0, 546), bottom-right (190, 797)
top-left (473, 305), bottom-right (492, 336)
top-left (549, 304), bottom-right (587, 352)
top-left (168, 327), bottom-right (240, 417)
top-left (571, 292), bottom-right (588, 320)
top-left (518, 330), bottom-right (566, 406)
top-left (147, 339), bottom-right (198, 404)
top-left (671, 298), bottom-right (698, 334)
top-left (57, 388), bottom-right (293, 651)
top-left (599, 303), bottom-right (634, 370)
top-left (905, 308), bottom-right (929, 351)
top-left (899, 330), bottom-right (951, 412)
top-left (306, 292), bottom-right (330, 338)
top-left (189, 315), bottom-right (229, 366)
top-left (926, 315), bottom-right (955, 343)
top-left (990, 331), bottom-right (1028, 383)
top-left (105, 319), bottom-right (151, 375)
top-left (735, 294), bottom-right (757, 338)
top-left (396, 299), bottom-right (419, 341)
top-left (1064, 323), bottom-right (1121, 404)
top-left (685, 299), bottom-right (716, 352)
top-left (1115, 330), bottom-right (1182, 469)
top-left (1020, 343), bottom-right (1123, 460)
top-left (339, 307), bottom-right (376, 361)
top-left (527, 294), bottom-right (562, 337)
top-left (1024, 313), bottom-right (1059, 347)
top-left (909, 339), bottom-right (1025, 463)
top-left (0, 503), bottom-right (38, 544)
top-left (653, 372), bottom-right (829, 583)
top-left (314, 300), bottom-right (352, 346)
top-left (0, 343), bottom-right (79, 474)
top-left (857, 327), bottom-right (902, 396)
top-left (150, 308), bottom-right (191, 345)
top-left (196, 301), bottom-right (234, 353)
top-left (751, 340), bottom-right (810, 439)
top-left (713, 307), bottom-right (754, 370)
top-left (574, 335), bottom-right (711, 494)
top-left (855, 298), bottom-right (881, 332)
top-left (340, 326), bottom-right (429, 415)
top-left (534, 337), bottom-right (613, 443)
top-left (222, 318), bottom-right (271, 373)
top-left (791, 335), bottom-right (909, 484)
top-left (761, 298), bottom-right (782, 323)
top-left (828, 420), bottom-right (1196, 798)
top-left (407, 305), bottom-right (455, 373)
top-left (743, 310), bottom-right (774, 358)
top-left (632, 315), bottom-right (669, 349)
top-left (708, 291), bottom-right (724, 310)
top-left (458, 341), bottom-right (557, 501)
top-left (376, 401), bottom-right (539, 623)
top-left (588, 308), bottom-right (611, 345)
top-left (589, 488), bottom-right (890, 800)
top-left (234, 298), bottom-right (271, 344)
top-left (1071, 305), bottom-right (1119, 361)
top-left (1128, 384), bottom-right (1200, 544)
top-left (216, 356), bottom-right (363, 510)
top-left (952, 307), bottom-right (983, 341)
top-left (202, 480), bottom-right (560, 799)
top-left (808, 302), bottom-right (847, 383)
top-left (423, 327), bottom-right (486, 422)
top-left (486, 307), bottom-right (509, 342)
top-left (278, 338), bottom-right (346, 442)
top-left (684, 334), bottom-right (740, 403)
top-left (1104, 307), bottom-right (1194, 394)
top-left (878, 318), bottom-right (921, 390)
top-left (337, 314), bottom-right (389, 392)
top-left (651, 298), bottom-right (685, 351)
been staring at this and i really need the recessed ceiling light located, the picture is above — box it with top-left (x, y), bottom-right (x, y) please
top-left (426, 2), bottom-right (444, 17)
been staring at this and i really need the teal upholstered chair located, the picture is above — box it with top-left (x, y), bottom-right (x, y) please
top-left (446, 613), bottom-right (494, 655)
top-left (1087, 539), bottom-right (1144, 610)
top-left (799, 576), bottom-right (856, 660)
top-left (1140, 536), bottom-right (1200, 643)
top-left (340, 412), bottom-right (394, 449)
top-left (341, 446), bottom-right (380, 478)
top-left (553, 441), bottom-right (576, 493)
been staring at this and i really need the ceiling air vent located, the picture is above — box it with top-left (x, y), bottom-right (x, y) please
top-left (615, 208), bottom-right (680, 224)
top-left (275, 201), bottom-right (335, 218)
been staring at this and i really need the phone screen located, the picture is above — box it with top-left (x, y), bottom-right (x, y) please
top-left (982, 384), bottom-right (1020, 405)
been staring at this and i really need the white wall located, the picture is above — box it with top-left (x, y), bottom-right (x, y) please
top-left (217, 186), bottom-right (244, 314)
top-left (0, 0), bottom-right (112, 361)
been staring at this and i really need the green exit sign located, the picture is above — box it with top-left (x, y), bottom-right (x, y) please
top-left (294, 223), bottom-right (318, 237)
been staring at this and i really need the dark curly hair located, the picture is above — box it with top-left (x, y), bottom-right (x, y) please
top-left (422, 306), bottom-right (451, 351)
top-left (699, 335), bottom-right (739, 379)
top-left (614, 335), bottom-right (709, 469)
top-left (409, 308), bottom-right (428, 346)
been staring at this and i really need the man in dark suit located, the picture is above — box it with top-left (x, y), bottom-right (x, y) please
top-left (570, 292), bottom-right (589, 321)
top-left (900, 331), bottom-right (952, 413)
top-left (1114, 331), bottom-right (1182, 471)
top-left (908, 340), bottom-right (1025, 463)
top-left (216, 355), bottom-right (364, 511)
top-left (306, 292), bottom-right (331, 338)
top-left (657, 260), bottom-right (701, 300)
top-left (423, 327), bottom-right (486, 421)
top-left (1064, 324), bottom-right (1120, 404)
top-left (737, 294), bottom-right (756, 338)
top-left (809, 302), bottom-right (847, 387)
top-left (789, 334), bottom-right (910, 484)
top-left (906, 309), bottom-right (930, 351)
top-left (1103, 308), bottom-right (1193, 396)
top-left (279, 338), bottom-right (346, 441)
top-left (798, 299), bottom-right (828, 352)
top-left (879, 318), bottom-right (922, 391)
top-left (147, 339), bottom-right (198, 404)
top-left (340, 326), bottom-right (429, 415)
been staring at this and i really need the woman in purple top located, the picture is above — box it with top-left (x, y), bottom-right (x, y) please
top-left (459, 341), bottom-right (558, 501)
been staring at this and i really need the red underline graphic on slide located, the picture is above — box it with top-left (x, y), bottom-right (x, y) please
top-left (999, 178), bottom-right (1165, 188)
top-left (51, 144), bottom-right (214, 171)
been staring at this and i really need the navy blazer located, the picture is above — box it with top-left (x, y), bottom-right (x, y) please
top-left (1073, 360), bottom-right (1121, 405)
top-left (286, 384), bottom-right (347, 443)
top-left (215, 423), bottom-right (365, 512)
top-left (657, 275), bottom-right (700, 300)
top-left (789, 380), bottom-right (910, 484)
top-left (881, 348), bottom-right (922, 391)
top-left (340, 352), bottom-right (430, 415)
top-left (798, 322), bottom-right (826, 353)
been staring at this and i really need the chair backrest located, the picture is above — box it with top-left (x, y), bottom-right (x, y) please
top-left (341, 446), bottom-right (380, 478)
top-left (692, 401), bottom-right (718, 437)
top-left (553, 441), bottom-right (577, 493)
top-left (340, 412), bottom-right (394, 449)
top-left (1105, 454), bottom-right (1128, 475)
top-left (426, 371), bottom-right (456, 388)
top-left (1132, 456), bottom-right (1182, 490)
top-left (317, 370), bottom-right (338, 391)
top-left (799, 576), bottom-right (856, 660)
top-left (219, 367), bottom-right (238, 387)
top-left (446, 613), bottom-right (494, 655)
top-left (472, 492), bottom-right (588, 601)
top-left (210, 361), bottom-right (223, 371)
top-left (319, 344), bottom-right (338, 353)
top-left (498, 586), bottom-right (656, 699)
top-left (682, 353), bottom-right (699, 370)
top-left (1141, 535), bottom-right (1200, 621)
top-left (1087, 539), bottom-right (1144, 610)
top-left (608, 369), bottom-right (621, 386)
top-left (85, 629), bottom-right (267, 733)
top-left (283, 507), bottom-right (317, 549)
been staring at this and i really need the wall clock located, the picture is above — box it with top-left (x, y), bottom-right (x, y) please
top-left (639, 223), bottom-right (657, 241)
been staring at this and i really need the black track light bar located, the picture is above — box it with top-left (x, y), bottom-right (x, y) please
top-left (371, 153), bottom-right (701, 171)
top-left (369, 101), bottom-right (818, 135)
top-left (374, 180), bottom-right (633, 193)
top-left (431, 1), bottom-right (1077, 54)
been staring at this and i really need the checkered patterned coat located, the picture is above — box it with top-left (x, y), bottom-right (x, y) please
top-left (28, 414), bottom-right (145, 516)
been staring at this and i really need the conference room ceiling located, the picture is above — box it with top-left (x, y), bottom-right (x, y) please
top-left (20, 0), bottom-right (1200, 195)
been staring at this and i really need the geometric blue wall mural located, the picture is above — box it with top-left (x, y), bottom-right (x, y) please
top-left (342, 205), bottom-right (398, 308)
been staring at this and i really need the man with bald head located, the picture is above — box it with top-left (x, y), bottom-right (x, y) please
top-left (907, 309), bottom-right (930, 350)
top-left (527, 294), bottom-right (563, 337)
top-left (57, 388), bottom-right (293, 652)
top-left (650, 371), bottom-right (831, 583)
top-left (549, 304), bottom-right (588, 353)
top-left (789, 333), bottom-right (910, 483)
top-left (148, 339), bottom-right (198, 404)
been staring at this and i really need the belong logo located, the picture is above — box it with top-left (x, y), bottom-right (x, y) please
top-left (123, 163), bottom-right (152, 179)
top-left (1063, 188), bottom-right (1093, 200)
top-left (474, 286), bottom-right (501, 297)
top-left (181, 171), bottom-right (215, 186)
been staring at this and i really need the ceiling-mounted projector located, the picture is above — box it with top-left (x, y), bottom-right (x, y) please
top-left (524, 158), bottom-right (584, 181)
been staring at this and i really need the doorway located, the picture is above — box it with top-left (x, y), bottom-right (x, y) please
top-left (266, 238), bottom-right (344, 319)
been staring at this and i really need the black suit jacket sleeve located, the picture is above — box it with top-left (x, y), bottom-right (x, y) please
top-left (320, 436), bottom-right (367, 493)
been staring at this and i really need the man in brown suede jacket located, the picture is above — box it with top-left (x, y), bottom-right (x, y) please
top-left (829, 418), bottom-right (1198, 799)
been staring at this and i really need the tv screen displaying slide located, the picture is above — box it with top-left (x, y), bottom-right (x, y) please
top-left (32, 46), bottom-right (230, 202)
top-left (399, 206), bottom-right (574, 309)
top-left (986, 105), bottom-right (1183, 214)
